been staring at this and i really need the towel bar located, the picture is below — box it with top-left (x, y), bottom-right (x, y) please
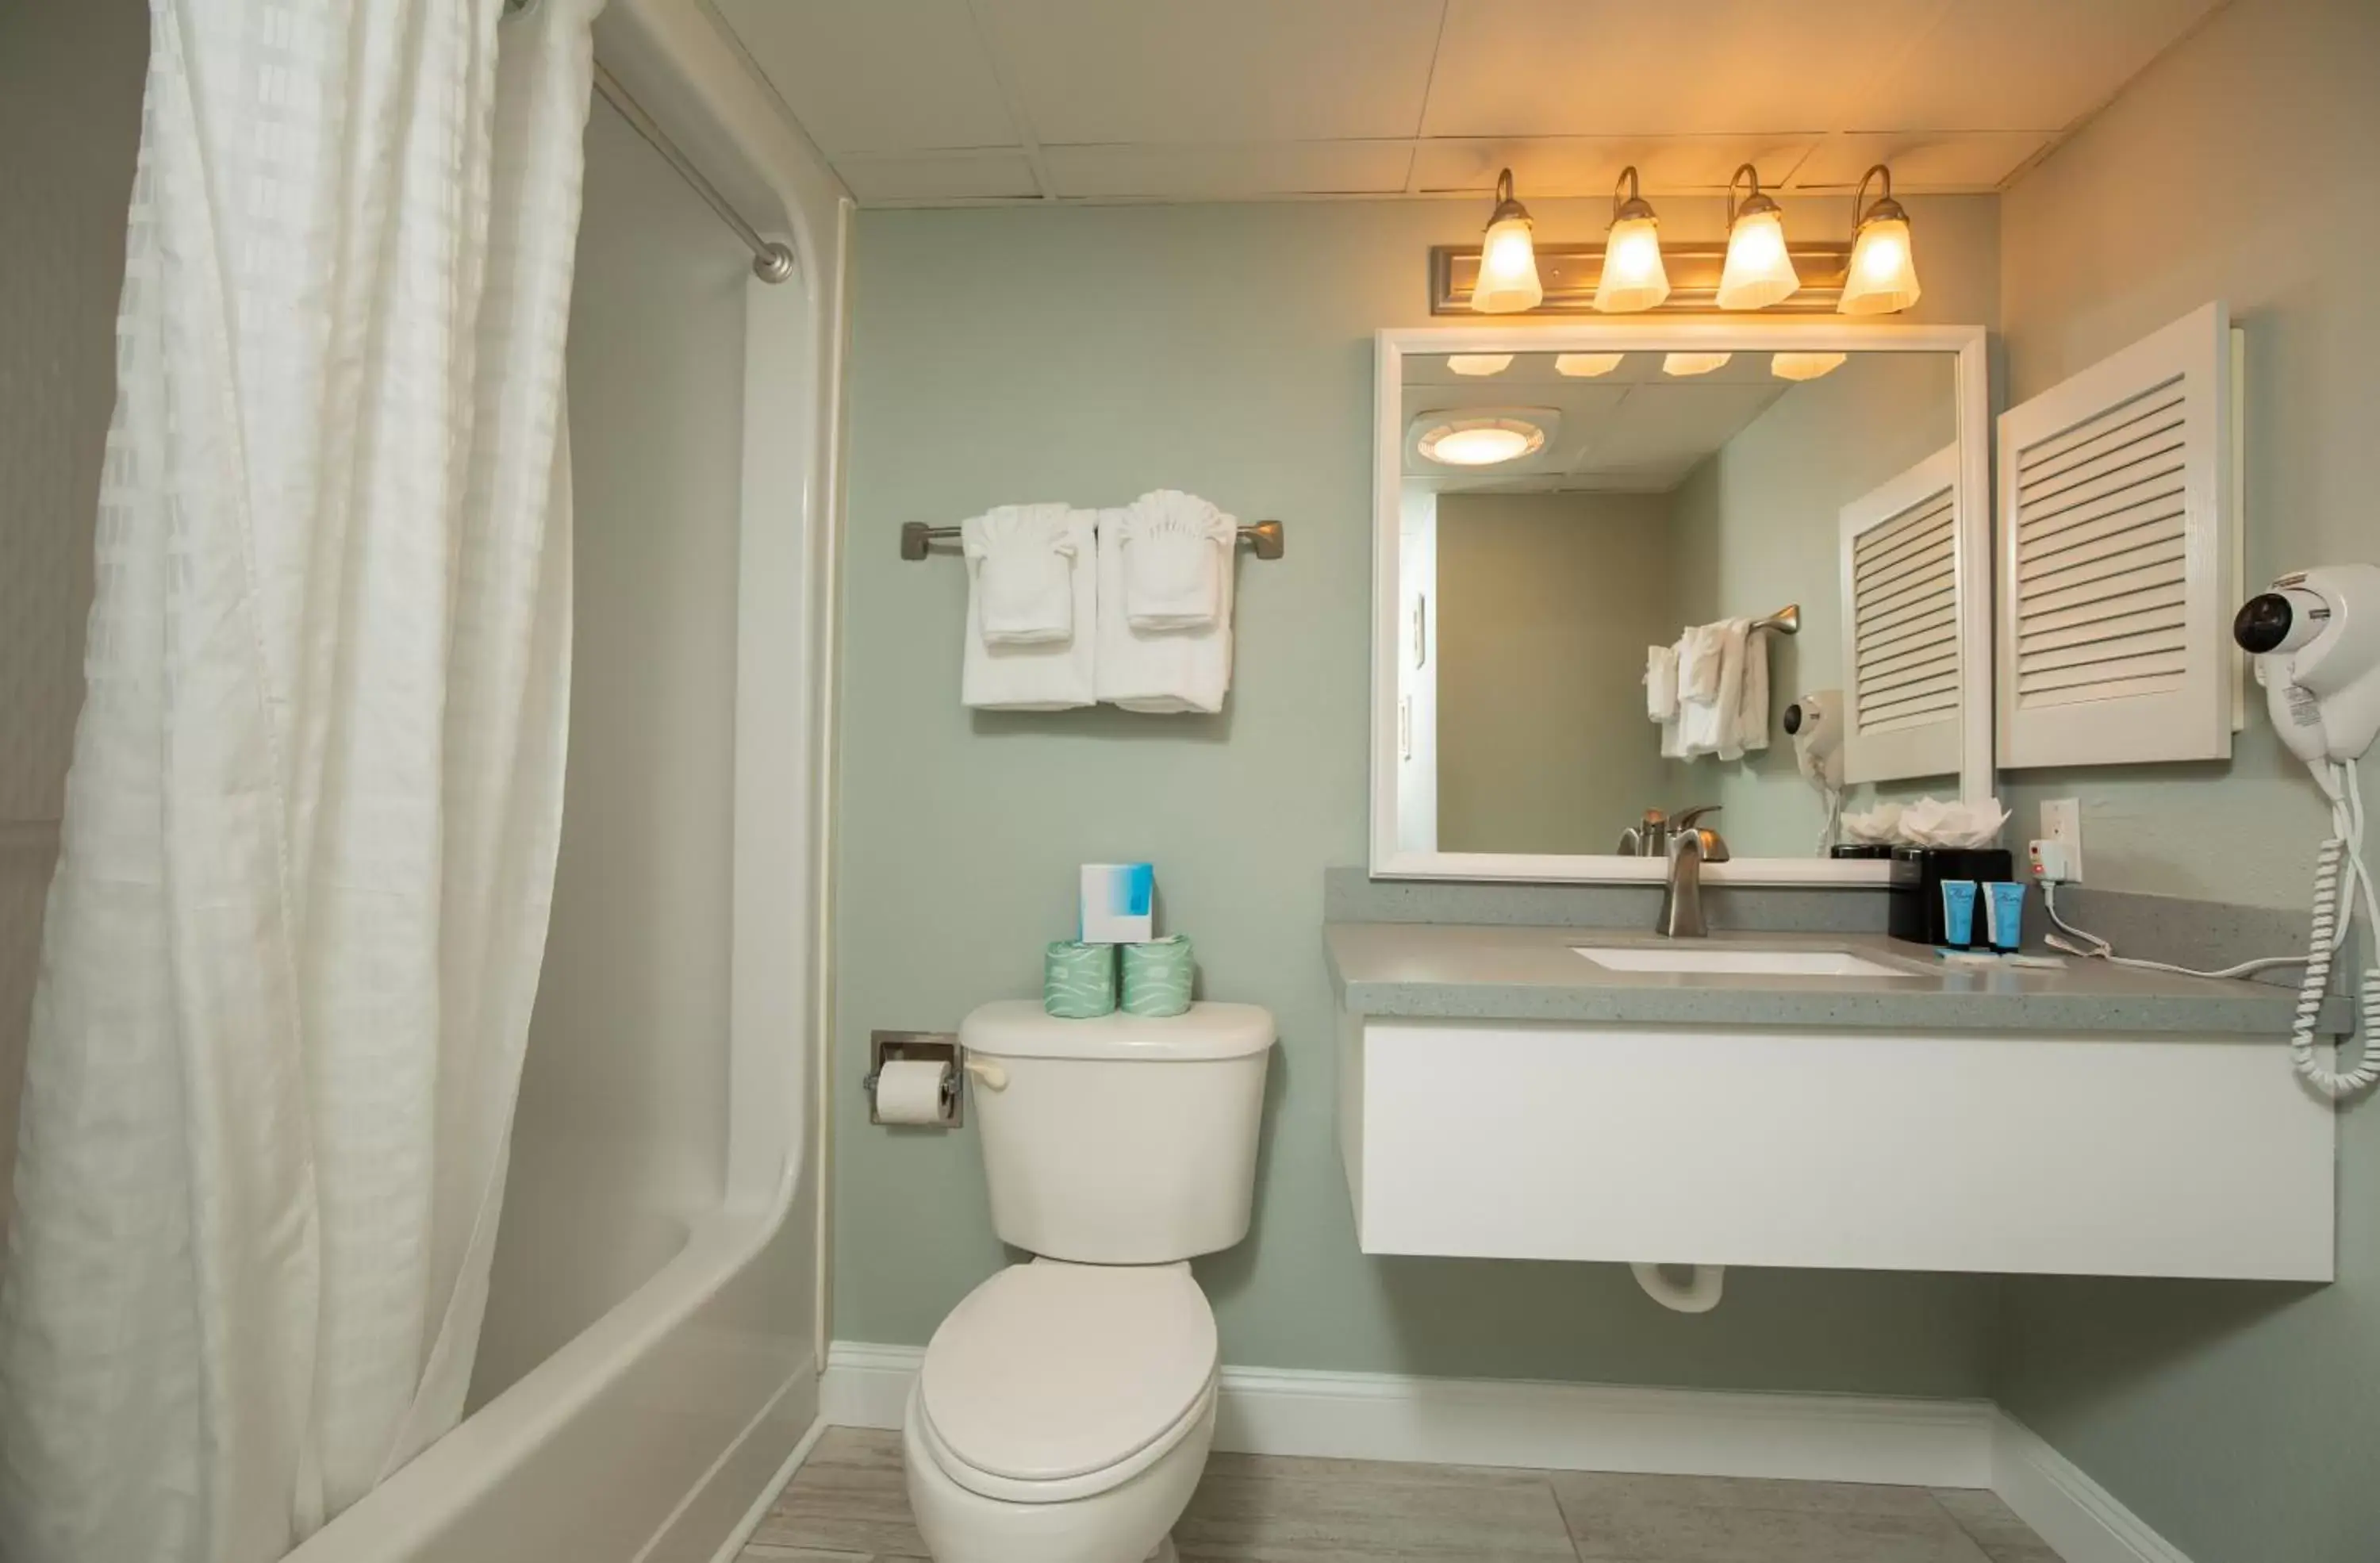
top-left (1751, 603), bottom-right (1800, 636)
top-left (900, 518), bottom-right (1284, 562)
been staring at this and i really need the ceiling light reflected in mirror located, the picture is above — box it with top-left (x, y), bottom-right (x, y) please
top-left (1556, 353), bottom-right (1624, 378)
top-left (1663, 351), bottom-right (1732, 377)
top-left (1416, 416), bottom-right (1546, 467)
top-left (1448, 353), bottom-right (1514, 376)
top-left (1771, 351), bottom-right (1848, 381)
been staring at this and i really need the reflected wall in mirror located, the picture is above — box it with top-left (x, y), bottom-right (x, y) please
top-left (1376, 327), bottom-right (1990, 883)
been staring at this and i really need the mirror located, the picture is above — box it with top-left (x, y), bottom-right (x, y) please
top-left (1373, 326), bottom-right (1990, 884)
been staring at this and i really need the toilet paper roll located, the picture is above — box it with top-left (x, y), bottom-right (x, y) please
top-left (1045, 939), bottom-right (1118, 1018)
top-left (1122, 934), bottom-right (1194, 1017)
top-left (873, 1058), bottom-right (952, 1124)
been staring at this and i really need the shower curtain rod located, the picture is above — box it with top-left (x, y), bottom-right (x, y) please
top-left (592, 61), bottom-right (797, 285)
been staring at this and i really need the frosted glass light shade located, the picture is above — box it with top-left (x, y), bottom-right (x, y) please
top-left (1555, 353), bottom-right (1624, 378)
top-left (1841, 217), bottom-right (1922, 315)
top-left (1473, 215), bottom-right (1544, 313)
top-left (1716, 208), bottom-right (1799, 309)
top-left (1447, 353), bottom-right (1514, 376)
top-left (1594, 217), bottom-right (1669, 313)
top-left (1417, 417), bottom-right (1546, 467)
top-left (1771, 351), bottom-right (1847, 382)
top-left (1662, 352), bottom-right (1731, 377)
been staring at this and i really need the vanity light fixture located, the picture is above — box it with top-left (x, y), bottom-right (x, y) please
top-left (1840, 164), bottom-right (1922, 315)
top-left (1716, 164), bottom-right (1799, 310)
top-left (1417, 416), bottom-right (1546, 467)
top-left (1447, 353), bottom-right (1515, 376)
top-left (1770, 351), bottom-right (1848, 381)
top-left (1592, 167), bottom-right (1670, 313)
top-left (1662, 352), bottom-right (1732, 377)
top-left (1555, 353), bottom-right (1625, 378)
top-left (1469, 168), bottom-right (1545, 314)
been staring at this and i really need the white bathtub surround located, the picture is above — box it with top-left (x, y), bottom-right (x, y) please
top-left (962, 508), bottom-right (1097, 709)
top-left (1095, 509), bottom-right (1236, 714)
top-left (0, 1), bottom-right (599, 1557)
top-left (963, 503), bottom-right (1082, 644)
top-left (1119, 490), bottom-right (1235, 632)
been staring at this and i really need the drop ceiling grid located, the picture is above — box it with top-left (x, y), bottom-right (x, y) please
top-left (708, 0), bottom-right (2225, 208)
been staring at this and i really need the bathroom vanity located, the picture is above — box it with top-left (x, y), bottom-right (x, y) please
top-left (1328, 919), bottom-right (2339, 1282)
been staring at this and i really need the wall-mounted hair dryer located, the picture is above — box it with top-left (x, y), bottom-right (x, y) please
top-left (2232, 563), bottom-right (2380, 1097)
top-left (1783, 689), bottom-right (1845, 852)
top-left (1782, 689), bottom-right (1844, 789)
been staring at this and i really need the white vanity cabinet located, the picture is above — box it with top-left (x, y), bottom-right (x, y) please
top-left (1330, 931), bottom-right (2339, 1283)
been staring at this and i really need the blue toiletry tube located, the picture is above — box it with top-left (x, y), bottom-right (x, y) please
top-left (1939, 879), bottom-right (1979, 949)
top-left (1985, 880), bottom-right (2027, 953)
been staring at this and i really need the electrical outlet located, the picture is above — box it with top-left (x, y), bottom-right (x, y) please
top-left (2040, 798), bottom-right (2084, 881)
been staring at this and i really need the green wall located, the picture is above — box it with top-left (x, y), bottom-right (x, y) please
top-left (1988, 1), bottom-right (2380, 1558)
top-left (832, 194), bottom-right (2004, 1392)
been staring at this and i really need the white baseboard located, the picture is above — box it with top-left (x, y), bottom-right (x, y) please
top-left (821, 1341), bottom-right (1992, 1488)
top-left (819, 1343), bottom-right (2198, 1563)
top-left (1990, 1413), bottom-right (2197, 1563)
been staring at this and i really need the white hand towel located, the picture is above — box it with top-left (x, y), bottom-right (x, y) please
top-left (1735, 620), bottom-right (1772, 757)
top-left (1645, 643), bottom-right (1679, 722)
top-left (1677, 624), bottom-right (1723, 704)
top-left (1096, 507), bottom-right (1233, 713)
top-left (1677, 619), bottom-right (1750, 759)
top-left (1121, 490), bottom-right (1234, 631)
top-left (962, 508), bottom-right (1096, 709)
top-left (964, 502), bottom-right (1078, 644)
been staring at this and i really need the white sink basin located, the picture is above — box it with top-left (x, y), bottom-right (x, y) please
top-left (1572, 945), bottom-right (1909, 978)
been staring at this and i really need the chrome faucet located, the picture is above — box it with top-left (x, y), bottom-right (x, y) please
top-left (1657, 807), bottom-right (1729, 938)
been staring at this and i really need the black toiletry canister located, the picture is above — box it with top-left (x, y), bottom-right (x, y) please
top-left (1829, 844), bottom-right (1894, 859)
top-left (1888, 847), bottom-right (2014, 947)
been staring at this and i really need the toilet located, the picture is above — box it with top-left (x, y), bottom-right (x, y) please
top-left (901, 1000), bottom-right (1275, 1563)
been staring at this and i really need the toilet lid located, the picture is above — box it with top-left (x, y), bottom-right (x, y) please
top-left (919, 1261), bottom-right (1217, 1484)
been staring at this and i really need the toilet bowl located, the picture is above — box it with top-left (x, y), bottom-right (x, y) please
top-left (904, 1262), bottom-right (1219, 1563)
top-left (899, 1003), bottom-right (1274, 1563)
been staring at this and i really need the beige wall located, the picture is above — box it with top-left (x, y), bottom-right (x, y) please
top-left (1988, 4), bottom-right (2380, 1561)
top-left (1434, 491), bottom-right (1677, 854)
top-left (0, 0), bottom-right (145, 1242)
top-left (468, 98), bottom-right (753, 1407)
top-left (1668, 351), bottom-right (1963, 854)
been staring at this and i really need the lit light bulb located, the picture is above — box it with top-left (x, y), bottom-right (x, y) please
top-left (1771, 351), bottom-right (1847, 382)
top-left (1662, 352), bottom-right (1732, 377)
top-left (1447, 354), bottom-right (1514, 377)
top-left (1839, 166), bottom-right (1922, 316)
top-left (1418, 417), bottom-right (1546, 467)
top-left (1716, 167), bottom-right (1799, 310)
top-left (1593, 166), bottom-right (1669, 313)
top-left (1470, 169), bottom-right (1543, 314)
top-left (1555, 353), bottom-right (1624, 378)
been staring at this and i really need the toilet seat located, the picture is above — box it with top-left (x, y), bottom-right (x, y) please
top-left (916, 1259), bottom-right (1218, 1505)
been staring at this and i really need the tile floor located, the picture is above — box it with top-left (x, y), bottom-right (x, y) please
top-left (740, 1427), bottom-right (2066, 1563)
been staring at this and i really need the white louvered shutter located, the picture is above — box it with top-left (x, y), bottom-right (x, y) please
top-left (1997, 301), bottom-right (2237, 768)
top-left (1840, 444), bottom-right (1964, 783)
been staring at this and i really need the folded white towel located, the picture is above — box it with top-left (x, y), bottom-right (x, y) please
top-left (1096, 507), bottom-right (1233, 713)
top-left (962, 508), bottom-right (1096, 710)
top-left (964, 503), bottom-right (1078, 644)
top-left (1120, 490), bottom-right (1234, 631)
top-left (1645, 644), bottom-right (1679, 722)
top-left (1733, 621), bottom-right (1772, 758)
top-left (1677, 624), bottom-right (1724, 704)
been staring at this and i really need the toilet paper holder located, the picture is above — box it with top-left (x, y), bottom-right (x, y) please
top-left (866, 1031), bottom-right (967, 1127)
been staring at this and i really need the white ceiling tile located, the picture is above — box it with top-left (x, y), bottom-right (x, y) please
top-left (979, 0), bottom-right (1445, 144)
top-left (1790, 130), bottom-right (2055, 191)
top-left (834, 153), bottom-right (1043, 204)
top-left (1853, 0), bottom-right (2227, 131)
top-left (1422, 0), bottom-right (1948, 138)
top-left (1042, 141), bottom-right (1415, 201)
top-left (1411, 136), bottom-right (1822, 198)
top-left (712, 0), bottom-right (1019, 154)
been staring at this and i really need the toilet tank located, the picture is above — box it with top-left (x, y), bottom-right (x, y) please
top-left (958, 1000), bottom-right (1275, 1264)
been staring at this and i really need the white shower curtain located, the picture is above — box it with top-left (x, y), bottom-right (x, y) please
top-left (0, 2), bottom-right (599, 1558)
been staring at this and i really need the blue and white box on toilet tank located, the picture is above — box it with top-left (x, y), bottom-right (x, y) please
top-left (1079, 863), bottom-right (1154, 943)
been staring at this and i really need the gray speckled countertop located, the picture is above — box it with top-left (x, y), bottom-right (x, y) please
top-left (1326, 922), bottom-right (2336, 1035)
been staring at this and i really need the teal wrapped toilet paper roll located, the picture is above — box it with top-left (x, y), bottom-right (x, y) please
top-left (1044, 940), bottom-right (1117, 1019)
top-left (1121, 934), bottom-right (1194, 1017)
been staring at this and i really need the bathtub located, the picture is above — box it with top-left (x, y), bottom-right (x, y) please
top-left (284, 6), bottom-right (848, 1559)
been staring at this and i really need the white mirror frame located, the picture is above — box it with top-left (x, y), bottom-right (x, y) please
top-left (1371, 321), bottom-right (1993, 886)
